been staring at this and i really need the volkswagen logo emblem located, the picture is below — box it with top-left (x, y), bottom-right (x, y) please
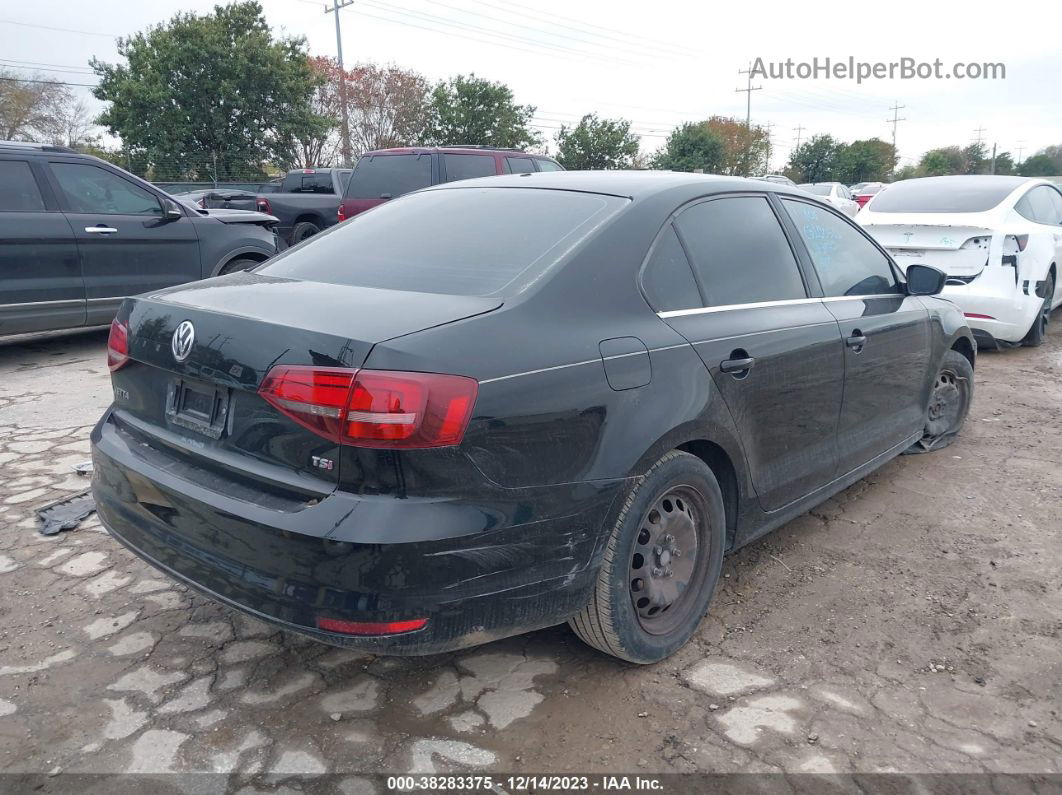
top-left (171, 320), bottom-right (195, 363)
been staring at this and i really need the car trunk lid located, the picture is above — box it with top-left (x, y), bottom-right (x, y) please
top-left (111, 272), bottom-right (501, 494)
top-left (862, 220), bottom-right (996, 277)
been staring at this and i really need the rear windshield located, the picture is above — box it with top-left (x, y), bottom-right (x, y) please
top-left (869, 179), bottom-right (1023, 213)
top-left (346, 154), bottom-right (432, 200)
top-left (259, 187), bottom-right (627, 296)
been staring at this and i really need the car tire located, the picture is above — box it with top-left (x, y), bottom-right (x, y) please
top-left (905, 349), bottom-right (973, 454)
top-left (290, 221), bottom-right (321, 245)
top-left (1022, 272), bottom-right (1055, 347)
top-left (217, 258), bottom-right (259, 276)
top-left (568, 450), bottom-right (726, 664)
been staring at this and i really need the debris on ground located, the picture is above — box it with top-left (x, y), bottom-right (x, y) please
top-left (72, 461), bottom-right (93, 476)
top-left (36, 490), bottom-right (96, 536)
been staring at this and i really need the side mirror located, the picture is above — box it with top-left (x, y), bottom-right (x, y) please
top-left (379, 193), bottom-right (392, 200)
top-left (905, 263), bottom-right (947, 296)
top-left (162, 199), bottom-right (184, 220)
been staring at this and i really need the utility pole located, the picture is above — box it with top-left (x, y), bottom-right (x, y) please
top-left (886, 101), bottom-right (906, 159)
top-left (793, 124), bottom-right (805, 151)
top-left (972, 125), bottom-right (987, 146)
top-left (325, 0), bottom-right (355, 167)
top-left (990, 142), bottom-right (997, 175)
top-left (1016, 140), bottom-right (1026, 165)
top-left (763, 121), bottom-right (775, 173)
top-left (735, 63), bottom-right (762, 176)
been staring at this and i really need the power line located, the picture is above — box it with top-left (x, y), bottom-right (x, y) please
top-left (0, 75), bottom-right (98, 88)
top-left (0, 58), bottom-right (95, 74)
top-left (0, 18), bottom-right (116, 38)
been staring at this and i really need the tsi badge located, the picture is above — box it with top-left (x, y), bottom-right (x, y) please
top-left (171, 320), bottom-right (195, 363)
top-left (311, 455), bottom-right (334, 471)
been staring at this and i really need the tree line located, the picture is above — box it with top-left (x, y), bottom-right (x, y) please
top-left (1, 1), bottom-right (1057, 183)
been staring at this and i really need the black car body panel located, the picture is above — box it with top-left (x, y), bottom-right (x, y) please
top-left (91, 171), bottom-right (975, 654)
top-left (254, 168), bottom-right (352, 245)
top-left (0, 143), bottom-right (278, 336)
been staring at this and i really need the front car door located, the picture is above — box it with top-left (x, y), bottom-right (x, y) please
top-left (46, 160), bottom-right (201, 325)
top-left (651, 194), bottom-right (845, 512)
top-left (780, 196), bottom-right (931, 474)
top-left (0, 156), bottom-right (84, 334)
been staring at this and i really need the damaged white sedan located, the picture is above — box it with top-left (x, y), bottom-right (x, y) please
top-left (859, 175), bottom-right (1062, 348)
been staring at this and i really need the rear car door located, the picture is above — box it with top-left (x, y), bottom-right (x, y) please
top-left (0, 156), bottom-right (84, 334)
top-left (47, 160), bottom-right (201, 325)
top-left (780, 197), bottom-right (931, 473)
top-left (651, 194), bottom-right (845, 512)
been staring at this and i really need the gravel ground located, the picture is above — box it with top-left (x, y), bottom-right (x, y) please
top-left (0, 321), bottom-right (1059, 786)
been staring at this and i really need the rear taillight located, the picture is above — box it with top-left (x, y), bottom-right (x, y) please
top-left (1004, 234), bottom-right (1029, 253)
top-left (107, 319), bottom-right (129, 372)
top-left (964, 312), bottom-right (996, 320)
top-left (316, 617), bottom-right (427, 635)
top-left (337, 204), bottom-right (346, 222)
top-left (197, 197), bottom-right (207, 209)
top-left (256, 197), bottom-right (271, 214)
top-left (257, 366), bottom-right (478, 449)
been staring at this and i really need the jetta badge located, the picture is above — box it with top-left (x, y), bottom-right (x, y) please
top-left (171, 320), bottom-right (195, 363)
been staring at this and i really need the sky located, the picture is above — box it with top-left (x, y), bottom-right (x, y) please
top-left (2, 0), bottom-right (1061, 170)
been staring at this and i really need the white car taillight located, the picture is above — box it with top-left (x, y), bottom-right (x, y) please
top-left (1003, 234), bottom-right (1029, 254)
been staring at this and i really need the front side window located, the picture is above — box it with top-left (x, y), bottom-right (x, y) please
top-left (346, 154), bottom-right (432, 200)
top-left (674, 196), bottom-right (806, 307)
top-left (782, 198), bottom-right (900, 297)
top-left (443, 154), bottom-right (496, 183)
top-left (641, 225), bottom-right (700, 311)
top-left (51, 163), bottom-right (161, 215)
top-left (0, 160), bottom-right (46, 212)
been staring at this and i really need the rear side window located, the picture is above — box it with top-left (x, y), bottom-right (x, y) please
top-left (641, 225), bottom-right (700, 311)
top-left (51, 163), bottom-right (161, 215)
top-left (782, 199), bottom-right (900, 297)
top-left (443, 154), bottom-right (496, 182)
top-left (674, 197), bottom-right (806, 307)
top-left (505, 156), bottom-right (535, 173)
top-left (535, 159), bottom-right (564, 172)
top-left (1015, 186), bottom-right (1062, 225)
top-left (259, 187), bottom-right (627, 297)
top-left (0, 160), bottom-right (45, 212)
top-left (346, 155), bottom-right (432, 200)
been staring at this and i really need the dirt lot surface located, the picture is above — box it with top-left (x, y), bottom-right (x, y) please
top-left (0, 322), bottom-right (1059, 786)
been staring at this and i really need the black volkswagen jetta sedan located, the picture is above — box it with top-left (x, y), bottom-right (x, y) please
top-left (91, 171), bottom-right (974, 663)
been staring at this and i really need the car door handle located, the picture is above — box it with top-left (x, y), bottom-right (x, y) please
top-left (85, 226), bottom-right (118, 234)
top-left (719, 356), bottom-right (756, 373)
top-left (846, 333), bottom-right (867, 349)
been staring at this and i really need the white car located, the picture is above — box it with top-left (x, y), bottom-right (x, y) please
top-left (858, 176), bottom-right (1062, 348)
top-left (798, 182), bottom-right (860, 217)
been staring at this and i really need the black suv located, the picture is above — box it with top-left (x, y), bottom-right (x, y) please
top-left (0, 142), bottom-right (279, 337)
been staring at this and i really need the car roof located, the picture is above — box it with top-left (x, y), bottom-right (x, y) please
top-left (420, 169), bottom-right (807, 200)
top-left (362, 146), bottom-right (554, 158)
top-left (0, 140), bottom-right (75, 155)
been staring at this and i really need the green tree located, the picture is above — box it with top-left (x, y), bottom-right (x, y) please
top-left (892, 164), bottom-right (919, 181)
top-left (919, 146), bottom-right (965, 176)
top-left (555, 114), bottom-right (640, 170)
top-left (91, 1), bottom-right (327, 181)
top-left (835, 138), bottom-right (896, 183)
top-left (1019, 153), bottom-right (1056, 177)
top-left (991, 151), bottom-right (1015, 175)
top-left (422, 74), bottom-right (540, 149)
top-left (786, 135), bottom-right (843, 183)
top-left (652, 122), bottom-right (725, 173)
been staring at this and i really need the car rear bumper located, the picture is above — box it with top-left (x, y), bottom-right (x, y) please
top-left (941, 270), bottom-right (1041, 344)
top-left (91, 410), bottom-right (622, 655)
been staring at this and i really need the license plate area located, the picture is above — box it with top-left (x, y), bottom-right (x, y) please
top-left (166, 379), bottom-right (230, 439)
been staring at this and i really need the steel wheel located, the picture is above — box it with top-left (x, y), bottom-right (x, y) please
top-left (924, 369), bottom-right (965, 439)
top-left (628, 486), bottom-right (707, 635)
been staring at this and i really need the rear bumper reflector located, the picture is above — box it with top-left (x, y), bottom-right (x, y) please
top-left (315, 617), bottom-right (428, 636)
